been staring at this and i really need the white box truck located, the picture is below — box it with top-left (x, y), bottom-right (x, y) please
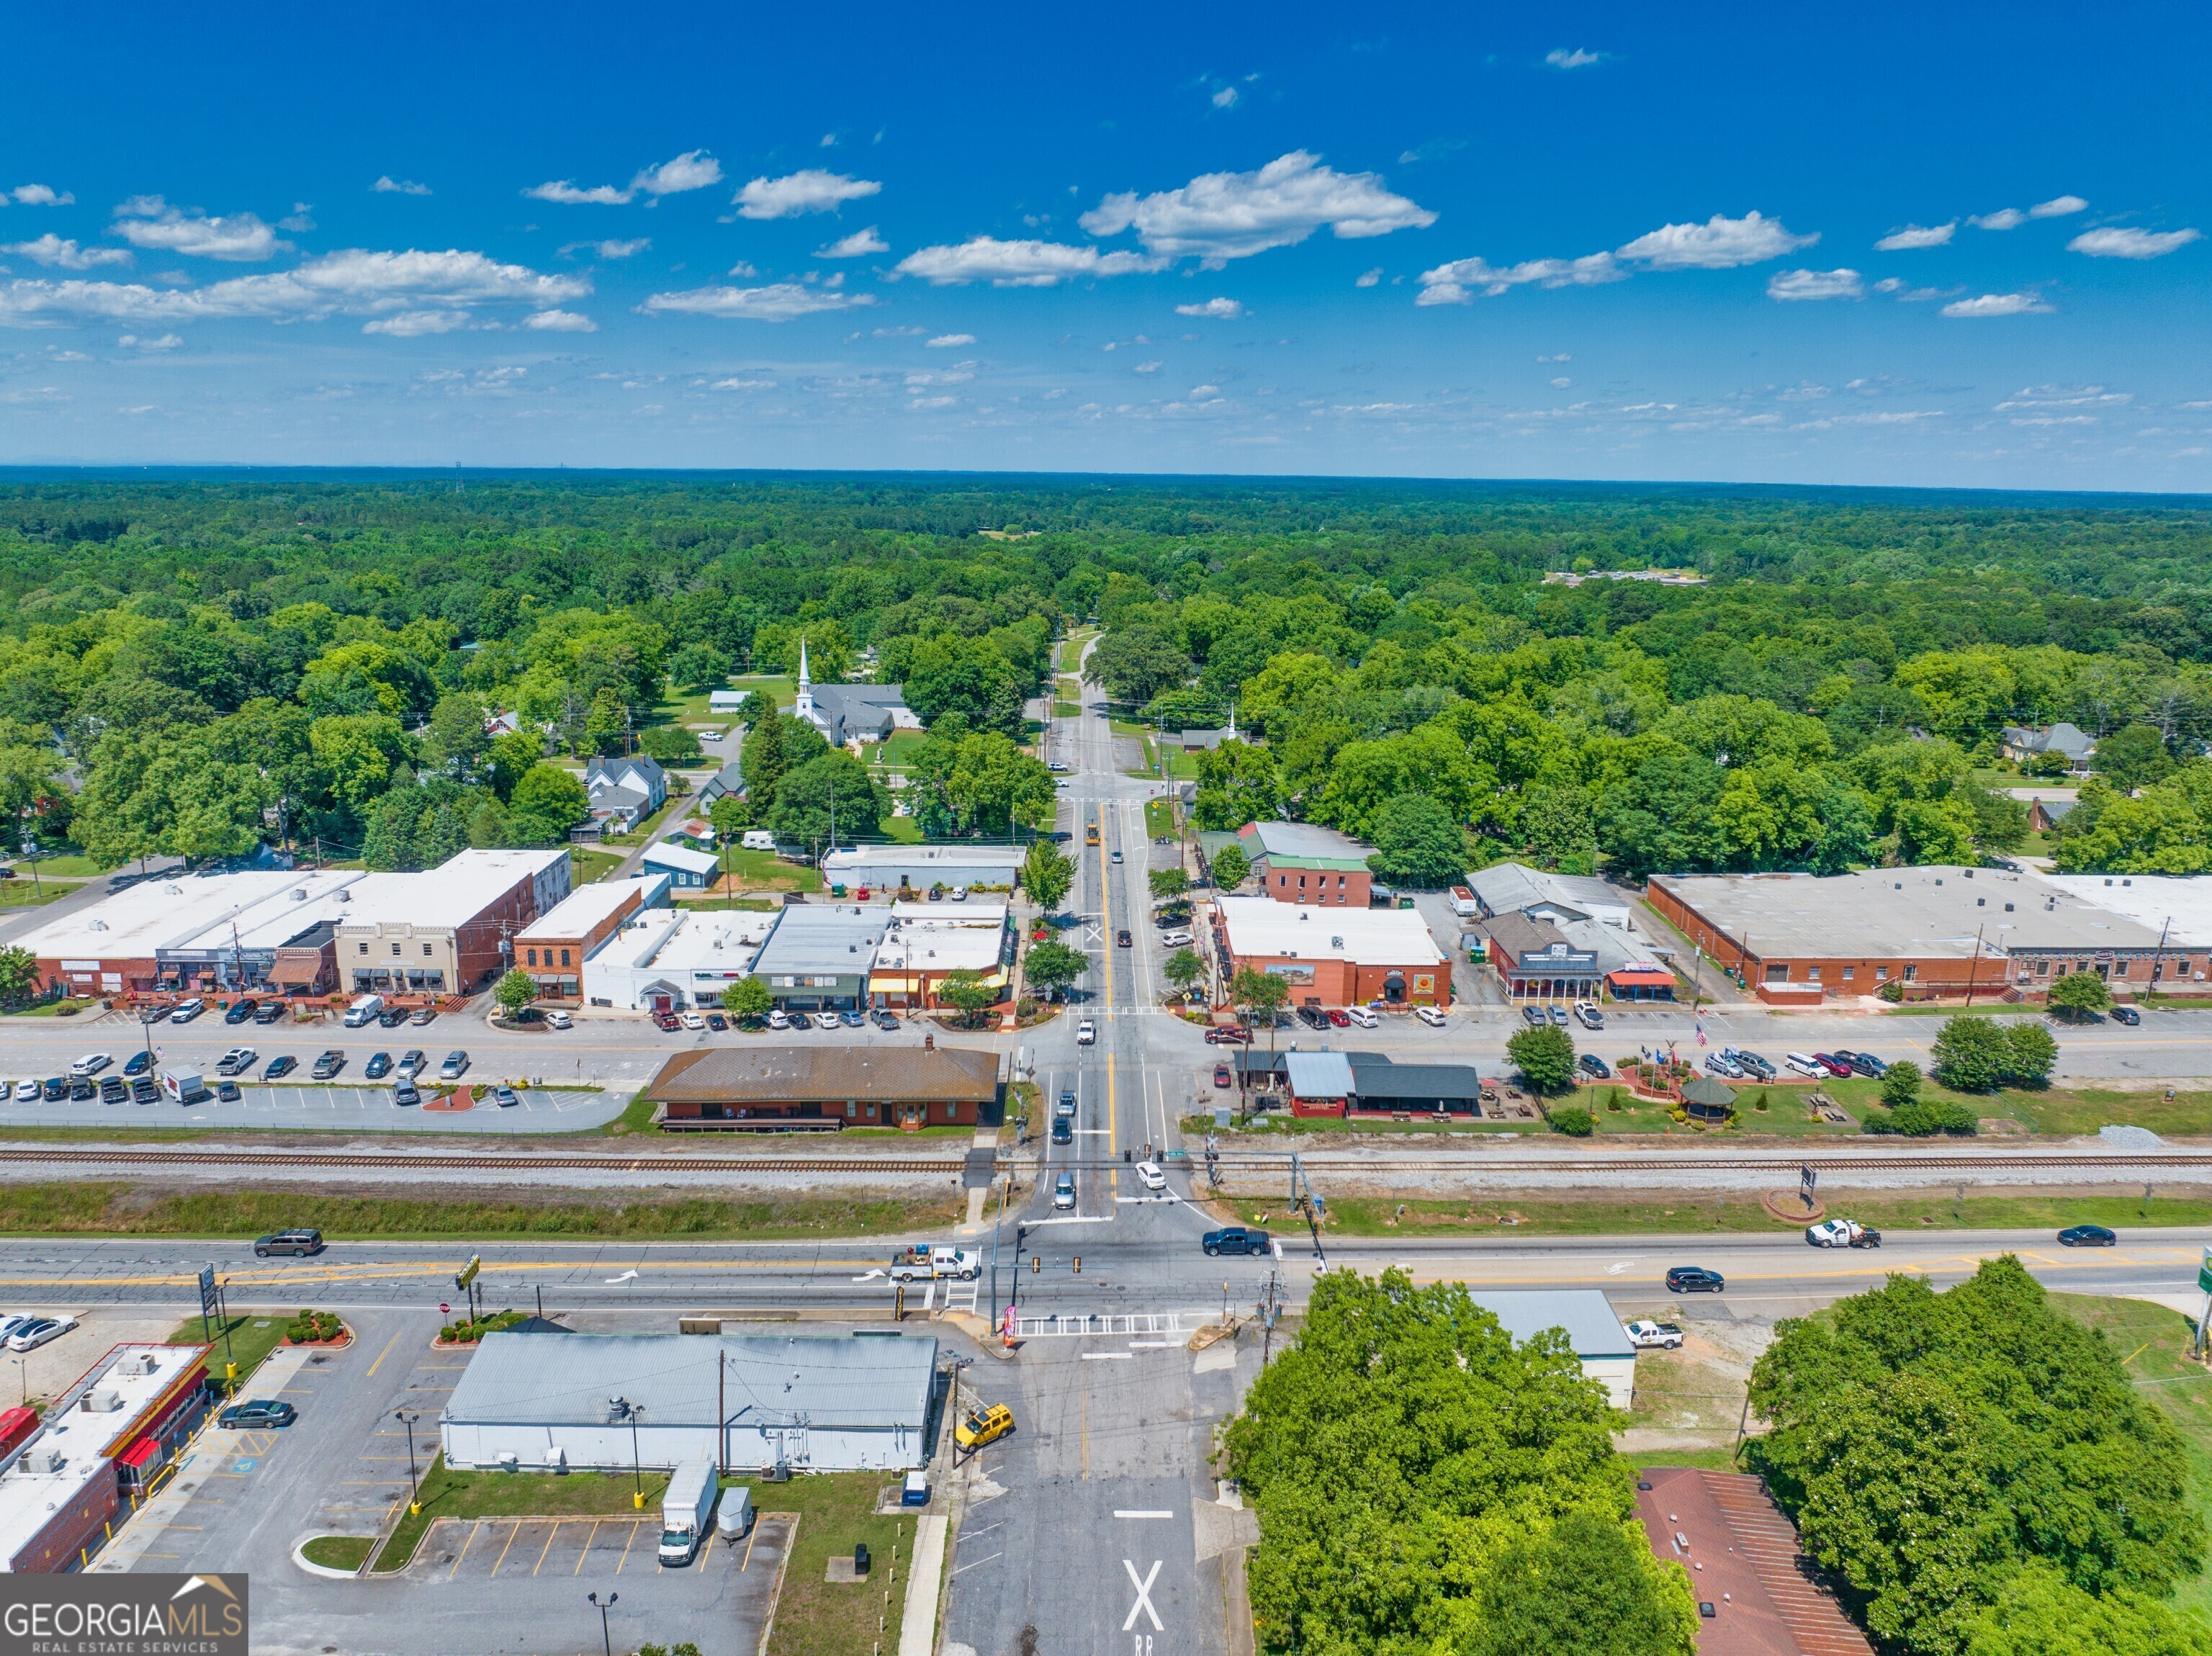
top-left (1449, 886), bottom-right (1479, 918)
top-left (159, 1068), bottom-right (209, 1104)
top-left (658, 1459), bottom-right (717, 1565)
top-left (343, 994), bottom-right (385, 1028)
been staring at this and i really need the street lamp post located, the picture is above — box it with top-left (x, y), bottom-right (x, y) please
top-left (611, 1395), bottom-right (644, 1509)
top-left (587, 1591), bottom-right (618, 1656)
top-left (394, 1410), bottom-right (422, 1514)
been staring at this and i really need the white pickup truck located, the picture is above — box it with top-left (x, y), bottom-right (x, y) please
top-left (1624, 1319), bottom-right (1685, 1349)
top-left (1807, 1219), bottom-right (1883, 1248)
top-left (889, 1244), bottom-right (982, 1282)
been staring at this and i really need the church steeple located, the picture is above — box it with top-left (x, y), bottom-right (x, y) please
top-left (794, 635), bottom-right (816, 720)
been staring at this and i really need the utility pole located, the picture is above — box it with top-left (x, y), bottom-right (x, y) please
top-left (2149, 914), bottom-right (2173, 1004)
top-left (1962, 923), bottom-right (1987, 1009)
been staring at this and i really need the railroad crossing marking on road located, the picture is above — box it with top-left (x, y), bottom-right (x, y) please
top-left (1123, 1560), bottom-right (1164, 1632)
top-left (1015, 1313), bottom-right (1183, 1338)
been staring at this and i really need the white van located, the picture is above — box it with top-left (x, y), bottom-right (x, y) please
top-left (1344, 1005), bottom-right (1379, 1028)
top-left (1784, 1051), bottom-right (1825, 1080)
top-left (741, 829), bottom-right (777, 852)
top-left (343, 994), bottom-right (385, 1028)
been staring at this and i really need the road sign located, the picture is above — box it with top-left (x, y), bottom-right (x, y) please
top-left (2199, 1246), bottom-right (2212, 1295)
top-left (439, 1302), bottom-right (450, 1315)
top-left (198, 1264), bottom-right (219, 1330)
top-left (456, 1254), bottom-right (481, 1291)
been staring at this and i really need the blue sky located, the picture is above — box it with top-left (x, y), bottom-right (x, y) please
top-left (2, 1), bottom-right (2206, 489)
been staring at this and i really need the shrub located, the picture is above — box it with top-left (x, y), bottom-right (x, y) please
top-left (1605, 1088), bottom-right (1624, 1113)
top-left (1880, 1058), bottom-right (1923, 1109)
top-left (1753, 1090), bottom-right (1769, 1111)
top-left (1548, 1105), bottom-right (1594, 1137)
top-left (1879, 981), bottom-right (1905, 1002)
top-left (287, 1308), bottom-right (343, 1343)
top-left (1864, 1099), bottom-right (1978, 1136)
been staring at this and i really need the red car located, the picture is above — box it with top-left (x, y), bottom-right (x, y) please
top-left (1213, 1063), bottom-right (1234, 1089)
top-left (1811, 1052), bottom-right (1853, 1078)
top-left (654, 1012), bottom-right (681, 1032)
top-left (1205, 1026), bottom-right (1253, 1045)
top-left (1326, 1009), bottom-right (1351, 1028)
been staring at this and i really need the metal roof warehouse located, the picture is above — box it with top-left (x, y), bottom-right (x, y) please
top-left (646, 1042), bottom-right (1003, 1130)
top-left (441, 1330), bottom-right (940, 1474)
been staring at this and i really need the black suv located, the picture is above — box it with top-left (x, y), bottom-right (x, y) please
top-left (1665, 1265), bottom-right (1726, 1294)
top-left (225, 999), bottom-right (258, 1025)
top-left (254, 1228), bottom-right (325, 1258)
top-left (1202, 1226), bottom-right (1271, 1257)
top-left (1051, 1116), bottom-right (1073, 1145)
top-left (379, 1006), bottom-right (410, 1028)
top-left (1297, 1006), bottom-right (1329, 1031)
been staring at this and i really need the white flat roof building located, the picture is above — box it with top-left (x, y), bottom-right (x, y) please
top-left (332, 847), bottom-right (572, 930)
top-left (518, 873), bottom-right (672, 945)
top-left (1214, 896), bottom-right (1446, 966)
top-left (173, 870), bottom-right (377, 953)
top-left (2028, 873), bottom-right (2212, 950)
top-left (873, 902), bottom-right (1012, 981)
top-left (581, 906), bottom-right (781, 1010)
top-left (21, 871), bottom-right (308, 966)
top-left (819, 845), bottom-right (1025, 890)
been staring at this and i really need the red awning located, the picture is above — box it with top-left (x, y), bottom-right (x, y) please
top-left (1607, 969), bottom-right (1676, 988)
top-left (119, 1437), bottom-right (159, 1470)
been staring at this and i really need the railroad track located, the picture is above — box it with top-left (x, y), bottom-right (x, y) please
top-left (0, 1148), bottom-right (966, 1175)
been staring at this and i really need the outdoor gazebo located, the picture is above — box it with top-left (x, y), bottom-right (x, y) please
top-left (1679, 1076), bottom-right (1737, 1125)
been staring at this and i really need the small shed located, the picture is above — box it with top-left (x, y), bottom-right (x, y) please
top-left (1679, 1076), bottom-right (1737, 1124)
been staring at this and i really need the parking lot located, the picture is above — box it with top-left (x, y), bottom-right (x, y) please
top-left (0, 1083), bottom-right (629, 1133)
top-left (413, 1511), bottom-right (792, 1584)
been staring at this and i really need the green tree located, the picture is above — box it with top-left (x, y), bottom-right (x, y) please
top-left (1228, 965), bottom-right (1289, 1029)
top-left (903, 636), bottom-right (1025, 737)
top-left (494, 967), bottom-right (536, 1018)
top-left (508, 764), bottom-right (591, 840)
top-left (1223, 1269), bottom-right (1697, 1656)
top-left (768, 751), bottom-right (888, 849)
top-left (0, 945), bottom-right (39, 1006)
top-left (708, 795), bottom-right (754, 840)
top-left (2094, 724), bottom-right (2172, 793)
top-left (1209, 842), bottom-right (1250, 890)
top-left (1506, 1023), bottom-right (1578, 1094)
top-left (936, 968), bottom-right (999, 1027)
top-left (488, 729), bottom-right (544, 801)
top-left (1191, 739), bottom-right (1281, 830)
top-left (2004, 1020), bottom-right (2057, 1086)
top-left (638, 724), bottom-right (702, 765)
top-left (668, 643), bottom-right (731, 694)
top-left (361, 789), bottom-right (426, 871)
top-left (1931, 1014), bottom-right (2008, 1092)
top-left (423, 691), bottom-right (491, 781)
top-left (741, 709), bottom-right (830, 813)
top-left (1021, 840), bottom-right (1074, 912)
top-left (1547, 1104), bottom-right (1596, 1138)
top-left (1963, 1560), bottom-right (2212, 1656)
top-left (1880, 1058), bottom-right (1923, 1109)
top-left (582, 688), bottom-right (629, 757)
top-left (1147, 866), bottom-right (1190, 901)
top-left (1086, 626), bottom-right (1192, 705)
top-left (2046, 968), bottom-right (2113, 1020)
top-left (1868, 1099), bottom-right (1979, 1135)
top-left (1365, 792), bottom-right (1467, 887)
top-left (1164, 947), bottom-right (1205, 999)
top-left (1022, 939), bottom-right (1089, 1002)
top-left (721, 975), bottom-right (773, 1025)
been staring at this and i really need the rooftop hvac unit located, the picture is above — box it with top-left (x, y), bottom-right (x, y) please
top-left (291, 888), bottom-right (307, 901)
top-left (24, 1447), bottom-right (62, 1474)
top-left (89, 919), bottom-right (107, 932)
top-left (1331, 937), bottom-right (1343, 948)
top-left (81, 1389), bottom-right (122, 1413)
top-left (495, 1452), bottom-right (518, 1472)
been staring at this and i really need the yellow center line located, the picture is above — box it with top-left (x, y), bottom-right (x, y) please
top-left (0, 1258), bottom-right (891, 1289)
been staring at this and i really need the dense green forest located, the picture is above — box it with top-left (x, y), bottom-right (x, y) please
top-left (1, 471), bottom-right (2210, 876)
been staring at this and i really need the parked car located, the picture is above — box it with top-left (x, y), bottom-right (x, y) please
top-left (255, 1228), bottom-right (324, 1257)
top-left (1784, 1052), bottom-right (1826, 1080)
top-left (1134, 1161), bottom-right (1167, 1192)
top-left (215, 1080), bottom-right (241, 1102)
top-left (1202, 1226), bottom-right (1271, 1257)
top-left (216, 1048), bottom-right (256, 1076)
top-left (364, 1053), bottom-right (392, 1080)
top-left (1730, 1050), bottom-right (1776, 1080)
top-left (2111, 1005), bottom-right (2141, 1025)
top-left (840, 1009), bottom-right (865, 1027)
top-left (1416, 1005), bottom-right (1447, 1027)
top-left (9, 1080), bottom-right (35, 1103)
top-left (814, 1012), bottom-right (841, 1031)
top-left (397, 1050), bottom-right (426, 1078)
top-left (768, 1009), bottom-right (791, 1030)
top-left (1116, 930), bottom-right (1133, 948)
top-left (492, 1085), bottom-right (521, 1107)
top-left (654, 1012), bottom-right (681, 1032)
top-left (124, 1052), bottom-right (154, 1078)
top-left (1159, 930), bottom-right (1195, 948)
top-left (5, 1315), bottom-right (77, 1351)
top-left (678, 1010), bottom-right (704, 1030)
top-left (392, 1081), bottom-right (421, 1107)
top-left (1665, 1266), bottom-right (1726, 1294)
top-left (263, 1055), bottom-right (297, 1079)
top-left (1297, 1006), bottom-right (1329, 1031)
top-left (1578, 1053), bottom-right (1611, 1081)
top-left (68, 1076), bottom-right (93, 1101)
top-left (438, 1051), bottom-right (469, 1081)
top-left (131, 1076), bottom-right (159, 1104)
top-left (1624, 1319), bottom-right (1684, 1349)
top-left (1213, 1064), bottom-right (1233, 1089)
top-left (953, 1402), bottom-right (1015, 1451)
top-left (1345, 1005), bottom-right (1379, 1029)
top-left (1811, 1052), bottom-right (1853, 1079)
top-left (40, 1077), bottom-right (66, 1102)
top-left (872, 1010), bottom-right (899, 1030)
top-left (1521, 1005), bottom-right (1548, 1027)
top-left (224, 999), bottom-right (258, 1025)
top-left (218, 1399), bottom-right (297, 1429)
top-left (706, 1013), bottom-right (727, 1031)
top-left (1053, 1172), bottom-right (1076, 1210)
top-left (168, 999), bottom-right (206, 1024)
top-left (2059, 1224), bottom-right (2118, 1246)
top-left (310, 1050), bottom-right (346, 1079)
top-left (1573, 1000), bottom-right (1604, 1029)
top-left (1703, 1053), bottom-right (1743, 1079)
top-left (546, 1010), bottom-right (572, 1030)
top-left (1318, 1007), bottom-right (1347, 1028)
top-left (253, 1001), bottom-right (284, 1025)
top-left (379, 1006), bottom-right (409, 1028)
top-left (70, 1053), bottom-right (112, 1076)
top-left (99, 1076), bottom-right (127, 1103)
top-left (1546, 1005), bottom-right (1570, 1027)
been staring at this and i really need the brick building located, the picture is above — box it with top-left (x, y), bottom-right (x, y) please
top-left (515, 873), bottom-right (673, 1002)
top-left (333, 847), bottom-right (572, 997)
top-left (647, 1043), bottom-right (1002, 1130)
top-left (1236, 821), bottom-right (1377, 907)
top-left (1213, 896), bottom-right (1449, 1008)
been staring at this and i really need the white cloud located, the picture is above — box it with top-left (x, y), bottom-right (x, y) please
top-left (2031, 194), bottom-right (2088, 218)
top-left (638, 282), bottom-right (875, 320)
top-left (1175, 296), bottom-right (1244, 318)
top-left (895, 237), bottom-right (1166, 287)
top-left (1212, 86), bottom-right (1239, 109)
top-left (818, 227), bottom-right (889, 258)
top-left (278, 204), bottom-right (315, 233)
top-left (1545, 47), bottom-right (1606, 68)
top-left (11, 185), bottom-right (73, 206)
top-left (1187, 384), bottom-right (1223, 400)
top-left (522, 308), bottom-right (597, 331)
top-left (117, 404), bottom-right (155, 414)
top-left (1550, 376), bottom-right (1573, 388)
top-left (925, 333), bottom-right (976, 347)
top-left (633, 150), bottom-right (721, 197)
top-left (117, 333), bottom-right (180, 351)
top-left (111, 199), bottom-right (284, 261)
top-left (1, 235), bottom-right (131, 271)
top-left (374, 176), bottom-right (431, 196)
top-left (576, 238), bottom-right (650, 260)
top-left (1615, 210), bottom-right (1815, 269)
top-left (734, 170), bottom-right (881, 220)
top-left (1079, 151), bottom-right (1435, 264)
top-left (1969, 207), bottom-right (2026, 230)
top-left (2069, 225), bottom-right (2201, 259)
top-left (526, 179), bottom-right (633, 205)
top-left (0, 247), bottom-right (590, 329)
top-left (711, 377), bottom-right (776, 390)
top-left (1872, 276), bottom-right (1943, 300)
top-left (1767, 267), bottom-right (1863, 301)
top-left (1133, 360), bottom-right (1162, 373)
top-left (1537, 352), bottom-right (1570, 361)
top-left (1415, 251), bottom-right (1622, 304)
top-left (1874, 221), bottom-right (1955, 251)
top-left (1355, 266), bottom-right (1382, 287)
top-left (727, 261), bottom-right (757, 278)
top-left (1941, 291), bottom-right (2051, 318)
top-left (362, 309), bottom-right (470, 336)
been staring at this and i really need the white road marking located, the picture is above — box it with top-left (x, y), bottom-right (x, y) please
top-left (603, 1269), bottom-right (639, 1284)
top-left (1082, 1351), bottom-right (1133, 1361)
top-left (1114, 1511), bottom-right (1174, 1518)
top-left (851, 1269), bottom-right (886, 1282)
top-left (1123, 1559), bottom-right (1164, 1632)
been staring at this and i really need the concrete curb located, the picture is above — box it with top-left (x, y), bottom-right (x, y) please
top-left (291, 1536), bottom-right (370, 1581)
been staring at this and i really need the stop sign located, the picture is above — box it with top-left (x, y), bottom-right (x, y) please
top-left (439, 1302), bottom-right (450, 1315)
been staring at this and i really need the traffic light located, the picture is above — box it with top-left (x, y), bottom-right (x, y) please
top-left (1030, 1255), bottom-right (1040, 1274)
top-left (1073, 1255), bottom-right (1082, 1274)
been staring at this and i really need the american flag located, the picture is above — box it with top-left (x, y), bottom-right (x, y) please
top-left (1696, 1021), bottom-right (1707, 1047)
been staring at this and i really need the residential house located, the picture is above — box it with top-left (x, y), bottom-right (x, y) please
top-left (2001, 722), bottom-right (2096, 772)
top-left (641, 842), bottom-right (721, 890)
top-left (696, 760), bottom-right (746, 808)
top-left (585, 753), bottom-right (669, 820)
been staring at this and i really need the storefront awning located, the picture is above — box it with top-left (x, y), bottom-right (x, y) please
top-left (1607, 969), bottom-right (1676, 989)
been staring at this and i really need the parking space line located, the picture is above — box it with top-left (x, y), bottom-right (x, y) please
top-left (490, 1521), bottom-right (523, 1578)
top-left (616, 1520), bottom-right (639, 1574)
top-left (449, 1519), bottom-right (482, 1580)
top-left (364, 1331), bottom-right (403, 1377)
top-left (531, 1521), bottom-right (560, 1576)
top-left (574, 1518), bottom-right (601, 1576)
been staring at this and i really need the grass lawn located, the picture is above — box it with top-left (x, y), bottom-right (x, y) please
top-left (16, 854), bottom-right (104, 876)
top-left (301, 1535), bottom-right (374, 1571)
top-left (374, 1457), bottom-right (673, 1572)
top-left (1625, 1445), bottom-right (1750, 1476)
top-left (19, 1181), bottom-right (963, 1241)
top-left (1144, 798), bottom-right (1177, 839)
top-left (1815, 1074), bottom-right (2212, 1136)
top-left (757, 1471), bottom-right (919, 1656)
top-left (713, 848), bottom-right (822, 893)
top-left (1573, 1083), bottom-right (1878, 1138)
top-left (0, 879), bottom-right (85, 907)
top-left (1223, 1189), bottom-right (2212, 1238)
top-left (168, 1309), bottom-right (296, 1390)
top-left (864, 730), bottom-right (933, 771)
top-left (1, 999), bottom-right (94, 1018)
top-left (570, 845), bottom-right (624, 885)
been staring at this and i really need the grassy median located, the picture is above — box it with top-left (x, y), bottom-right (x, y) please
top-left (372, 1457), bottom-right (672, 1572)
top-left (0, 1182), bottom-right (963, 1241)
top-left (752, 1472), bottom-right (914, 1656)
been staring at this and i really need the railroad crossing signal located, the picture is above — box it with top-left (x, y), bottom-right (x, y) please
top-left (1031, 1255), bottom-right (1040, 1273)
top-left (1073, 1256), bottom-right (1082, 1274)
